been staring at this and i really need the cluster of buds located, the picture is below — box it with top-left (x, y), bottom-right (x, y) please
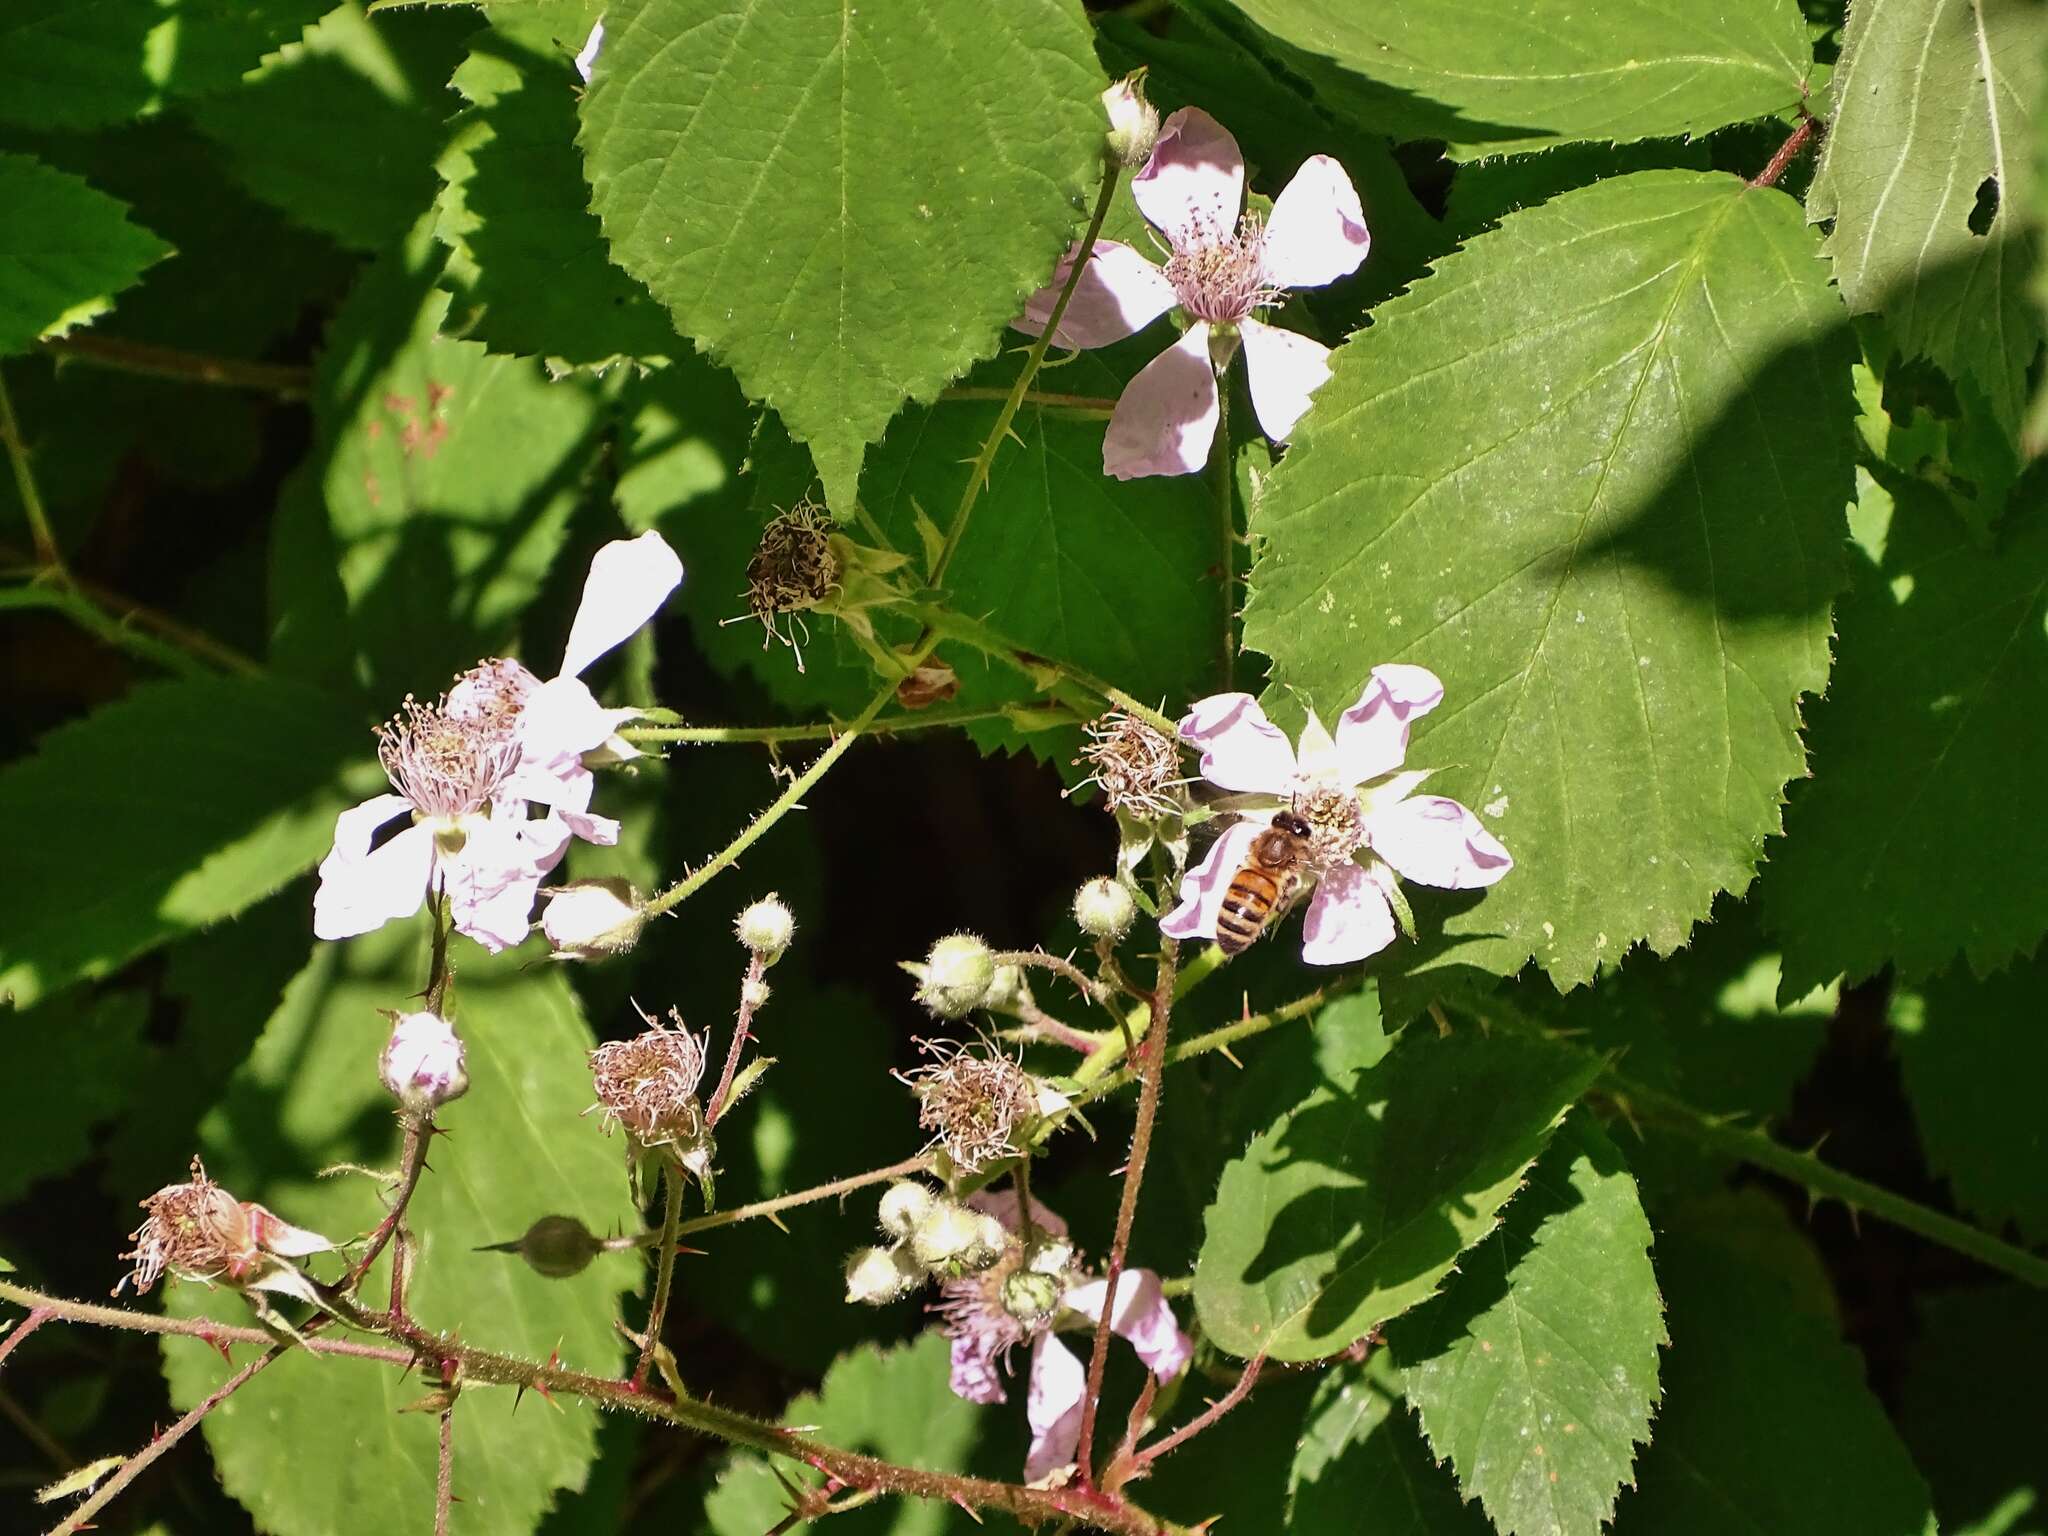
top-left (117, 1158), bottom-right (338, 1325)
top-left (587, 1005), bottom-right (716, 1199)
top-left (843, 1180), bottom-right (1010, 1304)
top-left (898, 1036), bottom-right (1061, 1176)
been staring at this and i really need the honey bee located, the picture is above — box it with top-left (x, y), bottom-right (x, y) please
top-left (1216, 811), bottom-right (1314, 955)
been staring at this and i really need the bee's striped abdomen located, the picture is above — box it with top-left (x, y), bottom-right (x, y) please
top-left (1216, 869), bottom-right (1282, 955)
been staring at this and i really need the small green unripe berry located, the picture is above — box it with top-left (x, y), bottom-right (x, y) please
top-left (513, 1215), bottom-right (602, 1279)
top-left (1003, 1267), bottom-right (1063, 1326)
top-left (917, 933), bottom-right (996, 1019)
top-left (1073, 876), bottom-right (1136, 940)
top-left (736, 894), bottom-right (796, 965)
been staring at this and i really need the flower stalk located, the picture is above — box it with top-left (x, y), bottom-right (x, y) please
top-left (633, 1164), bottom-right (686, 1392)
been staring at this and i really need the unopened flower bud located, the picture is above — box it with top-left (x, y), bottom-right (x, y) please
top-left (918, 933), bottom-right (996, 1018)
top-left (541, 878), bottom-right (646, 961)
top-left (1073, 876), bottom-right (1136, 939)
top-left (736, 895), bottom-right (795, 965)
top-left (878, 1180), bottom-right (936, 1238)
top-left (1102, 72), bottom-right (1160, 167)
top-left (380, 1011), bottom-right (469, 1115)
top-left (984, 963), bottom-right (1027, 1012)
top-left (480, 1214), bottom-right (604, 1279)
top-left (909, 1201), bottom-right (1004, 1277)
top-left (845, 1244), bottom-right (924, 1305)
top-left (742, 977), bottom-right (772, 1010)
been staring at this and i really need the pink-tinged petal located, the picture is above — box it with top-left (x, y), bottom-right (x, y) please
top-left (559, 530), bottom-right (683, 680)
top-left (949, 1328), bottom-right (1009, 1406)
top-left (446, 656), bottom-right (541, 721)
top-left (1179, 691), bottom-right (1298, 793)
top-left (1104, 324), bottom-right (1220, 480)
top-left (1300, 860), bottom-right (1397, 966)
top-left (1161, 819), bottom-right (1263, 943)
top-left (1240, 319), bottom-right (1332, 444)
top-left (1133, 107), bottom-right (1245, 246)
top-left (442, 821), bottom-right (554, 953)
top-left (1366, 796), bottom-right (1513, 890)
top-left (246, 1205), bottom-right (336, 1259)
top-left (1063, 1269), bottom-right (1191, 1382)
top-left (1015, 240), bottom-right (1177, 349)
top-left (1024, 1333), bottom-right (1088, 1483)
top-left (1334, 664), bottom-right (1445, 786)
top-left (313, 821), bottom-right (433, 940)
top-left (324, 793), bottom-right (413, 861)
top-left (968, 1188), bottom-right (1069, 1238)
top-left (1262, 155), bottom-right (1371, 289)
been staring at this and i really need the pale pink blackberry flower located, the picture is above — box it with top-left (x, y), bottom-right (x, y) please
top-left (1014, 108), bottom-right (1370, 479)
top-left (118, 1158), bottom-right (334, 1300)
top-left (935, 1192), bottom-right (1191, 1483)
top-left (1163, 666), bottom-right (1512, 965)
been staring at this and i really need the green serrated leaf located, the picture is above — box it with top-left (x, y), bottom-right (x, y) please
top-left (1808, 0), bottom-right (2044, 444)
top-left (1614, 1233), bottom-right (1936, 1534)
top-left (0, 989), bottom-right (148, 1203)
top-left (1763, 468), bottom-right (2048, 989)
top-left (1208, 0), bottom-right (1810, 158)
top-left (1392, 1116), bottom-right (1665, 1536)
top-left (1890, 954), bottom-right (2048, 1243)
top-left (0, 676), bottom-right (370, 1011)
top-left (162, 927), bottom-right (637, 1536)
top-left (578, 0), bottom-right (1108, 510)
top-left (1288, 1351), bottom-right (1486, 1534)
top-left (0, 152), bottom-right (171, 354)
top-left (1194, 1030), bottom-right (1602, 1362)
top-left (1898, 1285), bottom-right (2048, 1536)
top-left (435, 39), bottom-right (677, 366)
top-left (704, 1334), bottom-right (983, 1535)
top-left (1242, 170), bottom-right (1854, 988)
top-left (192, 2), bottom-right (472, 252)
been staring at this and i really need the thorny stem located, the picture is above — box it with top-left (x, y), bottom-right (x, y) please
top-left (1211, 371), bottom-right (1235, 691)
top-left (1132, 1354), bottom-right (1264, 1469)
top-left (44, 1348), bottom-right (283, 1536)
top-left (346, 1115), bottom-right (437, 1293)
top-left (669, 1154), bottom-right (935, 1241)
top-left (39, 333), bottom-right (314, 399)
top-left (1749, 113), bottom-right (1818, 189)
top-left (1003, 998), bottom-right (1104, 1053)
top-left (423, 886), bottom-right (454, 1015)
top-left (0, 1306), bottom-right (53, 1373)
top-left (0, 1279), bottom-right (1192, 1536)
top-left (435, 1401), bottom-right (456, 1536)
top-left (643, 639), bottom-right (937, 922)
top-left (992, 948), bottom-right (1111, 1008)
top-left (706, 953), bottom-right (767, 1126)
top-left (1070, 942), bottom-right (1228, 1091)
top-left (938, 386), bottom-right (1119, 416)
top-left (0, 367), bottom-right (62, 570)
top-left (930, 156), bottom-right (1123, 587)
top-left (620, 704), bottom-right (1048, 746)
top-left (633, 1164), bottom-right (687, 1391)
top-left (0, 1281), bottom-right (415, 1365)
top-left (1077, 935), bottom-right (1179, 1487)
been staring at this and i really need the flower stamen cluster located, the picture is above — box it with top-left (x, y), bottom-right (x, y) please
top-left (1161, 211), bottom-right (1280, 326)
top-left (1073, 711), bottom-right (1181, 818)
top-left (1291, 780), bottom-right (1367, 869)
top-left (376, 692), bottom-right (521, 825)
top-left (744, 499), bottom-right (840, 667)
top-left (900, 1038), bottom-right (1042, 1174)
top-left (588, 1007), bottom-right (710, 1154)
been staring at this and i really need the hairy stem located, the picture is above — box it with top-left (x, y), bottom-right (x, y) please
top-left (633, 1164), bottom-right (686, 1391)
top-left (670, 1154), bottom-right (935, 1240)
top-left (930, 157), bottom-right (1123, 587)
top-left (345, 1116), bottom-right (436, 1294)
top-left (0, 1306), bottom-right (53, 1374)
top-left (39, 334), bottom-right (313, 399)
top-left (435, 1402), bottom-right (455, 1536)
top-left (644, 642), bottom-right (936, 921)
top-left (1077, 936), bottom-right (1179, 1487)
top-left (1132, 1354), bottom-right (1264, 1471)
top-left (937, 386), bottom-right (1119, 415)
top-left (620, 704), bottom-right (1047, 746)
top-left (1749, 114), bottom-right (1818, 190)
top-left (0, 560), bottom-right (263, 677)
top-left (992, 948), bottom-right (1111, 1008)
top-left (707, 953), bottom-right (767, 1126)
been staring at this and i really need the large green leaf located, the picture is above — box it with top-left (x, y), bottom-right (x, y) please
top-left (1194, 1031), bottom-right (1602, 1362)
top-left (1614, 1233), bottom-right (1936, 1535)
top-left (1764, 471), bottom-right (2048, 988)
top-left (703, 1335), bottom-right (984, 1536)
top-left (1288, 1352), bottom-right (1486, 1535)
top-left (434, 39), bottom-right (677, 366)
top-left (1242, 170), bottom-right (1854, 988)
top-left (1891, 954), bottom-right (2048, 1243)
top-left (1809, 0), bottom-right (2045, 443)
top-left (0, 676), bottom-right (370, 1011)
top-left (0, 0), bottom-right (330, 131)
top-left (0, 989), bottom-right (148, 1204)
top-left (1392, 1117), bottom-right (1664, 1536)
top-left (192, 2), bottom-right (472, 252)
top-left (162, 928), bottom-right (638, 1536)
top-left (0, 152), bottom-right (170, 355)
top-left (1209, 0), bottom-right (1810, 158)
top-left (577, 0), bottom-right (1107, 511)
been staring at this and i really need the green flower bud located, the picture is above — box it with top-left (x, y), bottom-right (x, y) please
top-left (878, 1180), bottom-right (936, 1239)
top-left (918, 933), bottom-right (996, 1019)
top-left (844, 1245), bottom-right (923, 1305)
top-left (1073, 876), bottom-right (1136, 940)
top-left (735, 895), bottom-right (795, 965)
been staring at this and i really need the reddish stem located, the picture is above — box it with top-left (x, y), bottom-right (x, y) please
top-left (0, 1306), bottom-right (53, 1373)
top-left (1749, 115), bottom-right (1818, 189)
top-left (706, 953), bottom-right (766, 1126)
top-left (345, 1116), bottom-right (435, 1293)
top-left (1134, 1354), bottom-right (1265, 1467)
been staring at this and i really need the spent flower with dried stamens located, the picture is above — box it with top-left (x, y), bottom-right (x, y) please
top-left (899, 1037), bottom-right (1046, 1175)
top-left (742, 499), bottom-right (840, 669)
top-left (1073, 711), bottom-right (1181, 818)
top-left (588, 1006), bottom-right (714, 1191)
top-left (118, 1158), bottom-right (335, 1305)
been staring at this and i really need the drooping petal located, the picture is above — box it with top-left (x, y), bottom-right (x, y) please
top-left (245, 1205), bottom-right (337, 1259)
top-left (1024, 1333), bottom-right (1089, 1483)
top-left (1179, 691), bottom-right (1298, 793)
top-left (1366, 795), bottom-right (1513, 890)
top-left (1262, 154), bottom-right (1371, 289)
top-left (1160, 819), bottom-right (1263, 943)
top-left (1014, 240), bottom-right (1177, 349)
top-left (1063, 1269), bottom-right (1192, 1382)
top-left (1133, 107), bottom-right (1245, 246)
top-left (558, 530), bottom-right (683, 680)
top-left (1300, 860), bottom-right (1397, 966)
top-left (1240, 319), bottom-right (1333, 444)
top-left (968, 1188), bottom-right (1070, 1238)
top-left (507, 761), bottom-right (621, 848)
top-left (949, 1327), bottom-right (1009, 1406)
top-left (313, 820), bottom-right (434, 940)
top-left (573, 18), bottom-right (604, 82)
top-left (1104, 324), bottom-right (1220, 480)
top-left (1334, 664), bottom-right (1445, 786)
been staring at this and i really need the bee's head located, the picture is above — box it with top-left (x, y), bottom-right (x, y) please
top-left (1271, 811), bottom-right (1311, 838)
